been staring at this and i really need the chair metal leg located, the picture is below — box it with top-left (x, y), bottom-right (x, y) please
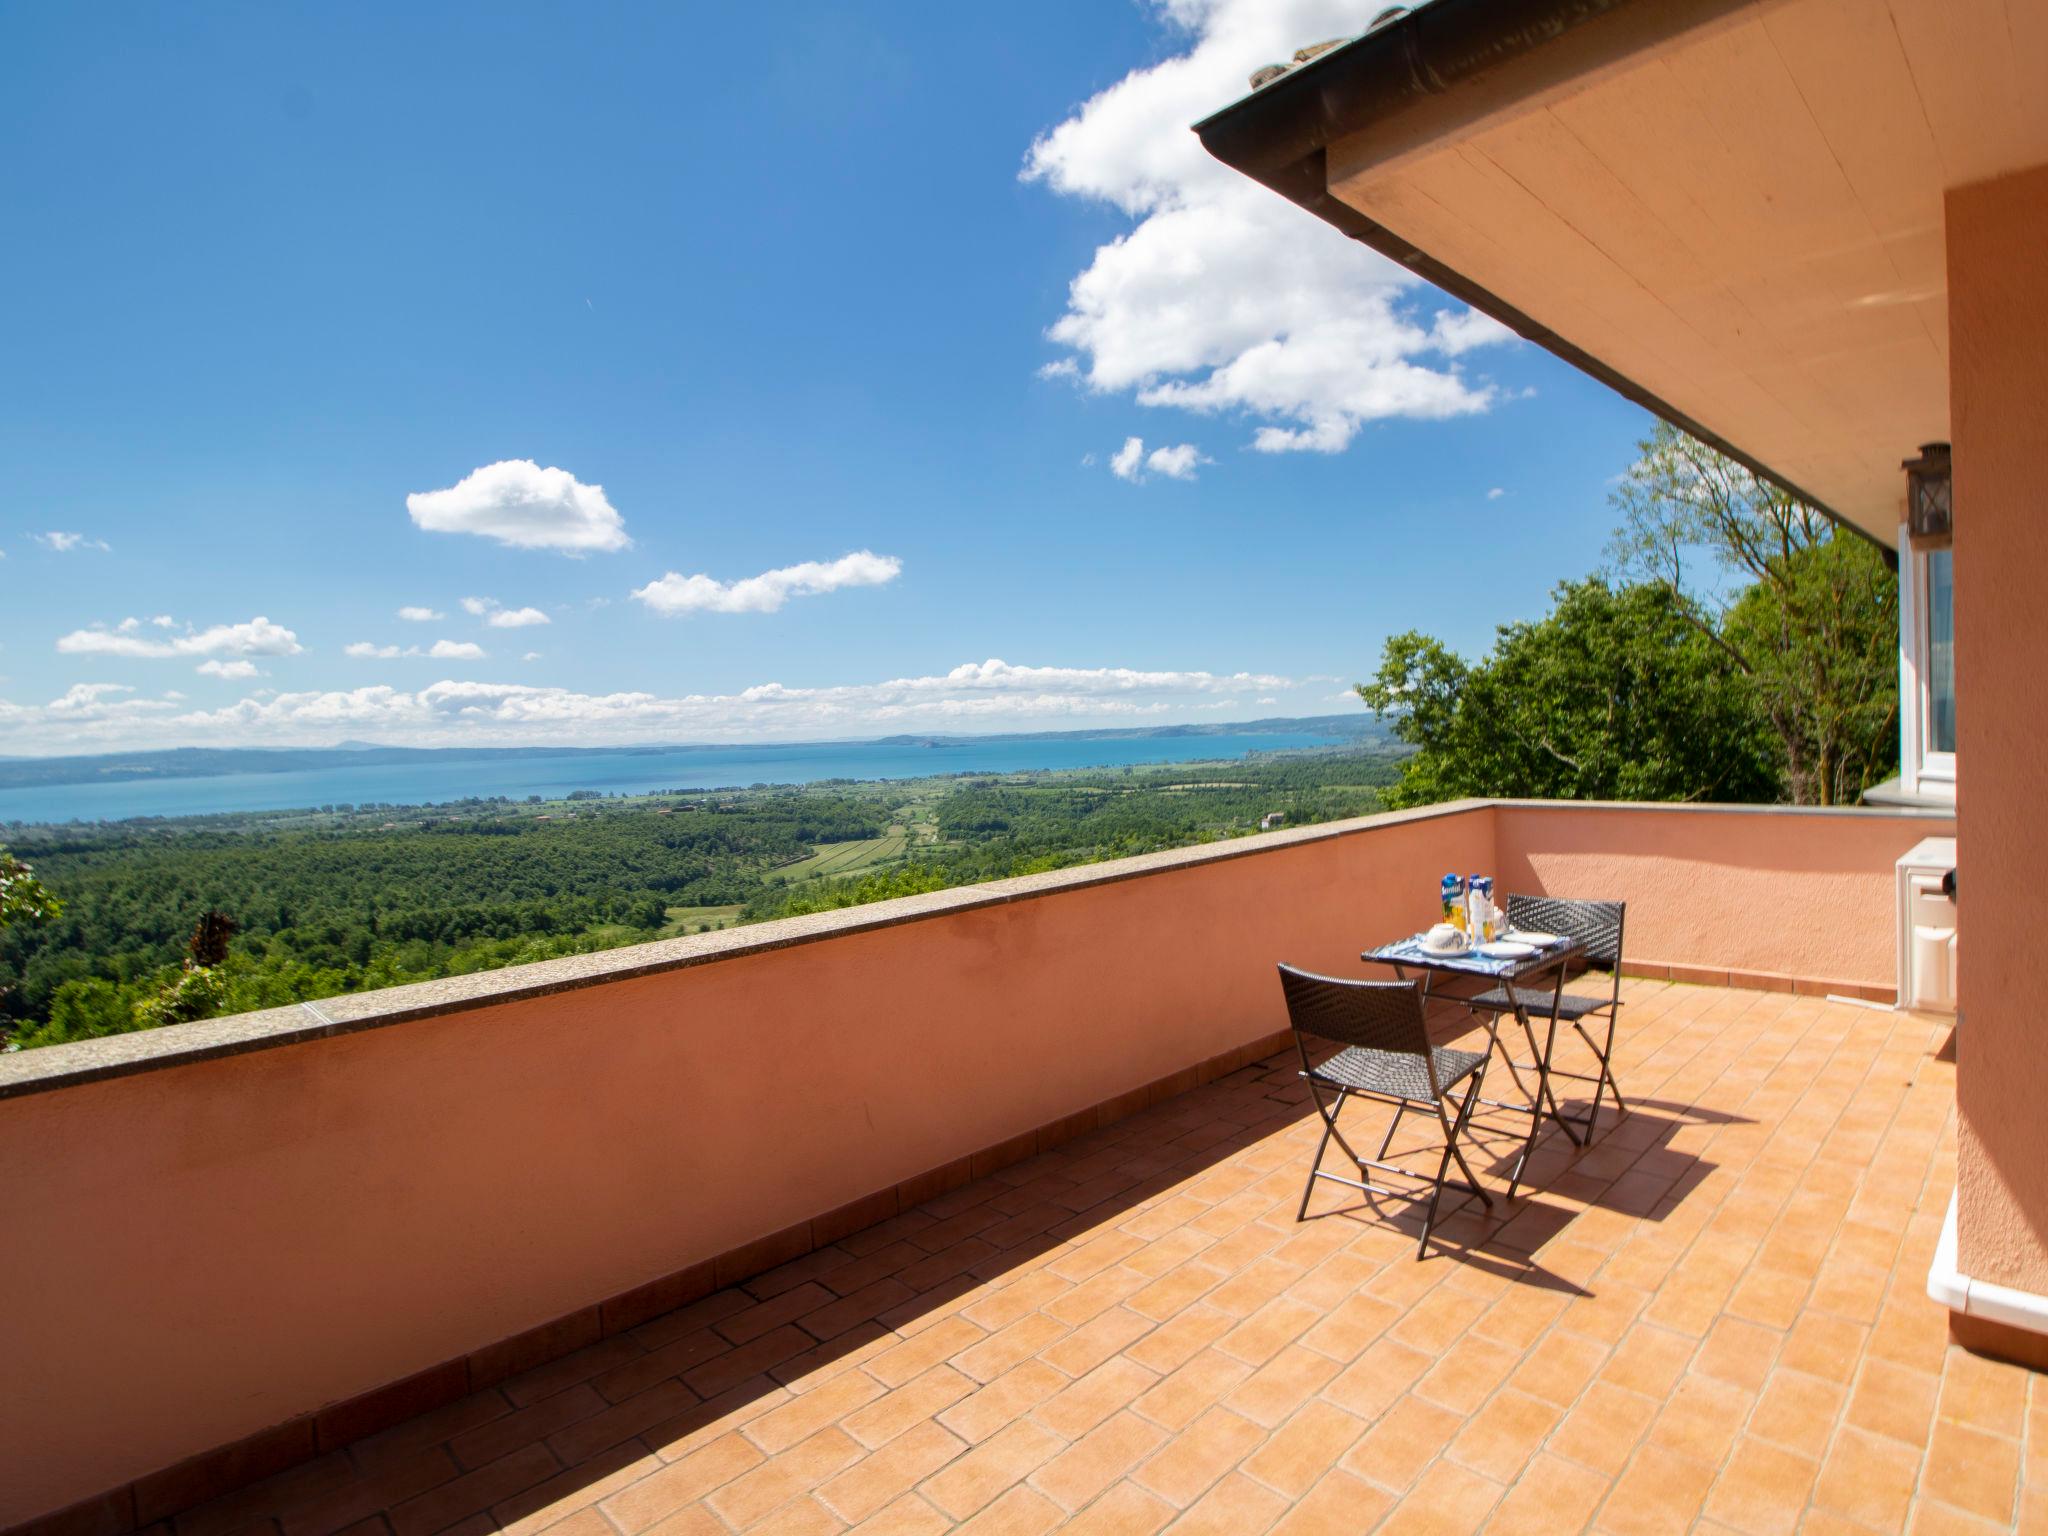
top-left (1297, 1084), bottom-right (1349, 1221)
top-left (1418, 1065), bottom-right (1492, 1257)
top-left (1441, 1063), bottom-right (1492, 1202)
top-left (1574, 1011), bottom-right (1627, 1126)
top-left (1374, 1099), bottom-right (1407, 1161)
top-left (1473, 1006), bottom-right (1539, 1112)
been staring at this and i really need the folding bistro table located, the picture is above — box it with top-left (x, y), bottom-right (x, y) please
top-left (1362, 932), bottom-right (1589, 1200)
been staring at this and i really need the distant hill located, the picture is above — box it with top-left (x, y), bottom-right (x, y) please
top-left (868, 714), bottom-right (1388, 747)
top-left (0, 714), bottom-right (1390, 791)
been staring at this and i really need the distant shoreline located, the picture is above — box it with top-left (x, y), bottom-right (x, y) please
top-left (0, 719), bottom-right (1394, 827)
top-left (0, 714), bottom-right (1381, 791)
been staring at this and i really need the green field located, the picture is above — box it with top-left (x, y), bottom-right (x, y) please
top-left (661, 904), bottom-right (746, 934)
top-left (767, 825), bottom-right (910, 881)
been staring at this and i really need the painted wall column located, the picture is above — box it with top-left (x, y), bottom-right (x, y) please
top-left (1946, 163), bottom-right (2048, 1300)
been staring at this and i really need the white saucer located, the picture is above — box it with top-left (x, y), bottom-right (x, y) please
top-left (1476, 940), bottom-right (1537, 959)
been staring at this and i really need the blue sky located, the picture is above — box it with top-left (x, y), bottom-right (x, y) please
top-left (0, 1), bottom-right (1653, 753)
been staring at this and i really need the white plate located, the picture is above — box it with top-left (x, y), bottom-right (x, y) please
top-left (1505, 931), bottom-right (1562, 946)
top-left (1476, 940), bottom-right (1537, 959)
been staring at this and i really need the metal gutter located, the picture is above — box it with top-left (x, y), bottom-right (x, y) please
top-left (1190, 0), bottom-right (1887, 550)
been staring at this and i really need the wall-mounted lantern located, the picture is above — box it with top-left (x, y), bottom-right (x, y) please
top-left (1904, 442), bottom-right (1952, 547)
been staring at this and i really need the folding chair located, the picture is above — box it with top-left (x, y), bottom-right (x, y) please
top-left (1468, 896), bottom-right (1628, 1138)
top-left (1277, 963), bottom-right (1492, 1258)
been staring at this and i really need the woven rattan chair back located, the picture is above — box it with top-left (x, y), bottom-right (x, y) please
top-left (1277, 963), bottom-right (1432, 1064)
top-left (1504, 894), bottom-right (1626, 970)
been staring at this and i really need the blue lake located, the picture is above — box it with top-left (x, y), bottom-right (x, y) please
top-left (0, 731), bottom-right (1344, 825)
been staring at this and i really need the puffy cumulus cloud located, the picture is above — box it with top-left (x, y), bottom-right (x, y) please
top-left (633, 551), bottom-right (901, 616)
top-left (397, 605), bottom-right (444, 622)
top-left (0, 682), bottom-right (182, 747)
top-left (407, 460), bottom-right (629, 554)
top-left (344, 639), bottom-right (487, 660)
top-left (460, 596), bottom-right (494, 616)
top-left (1146, 443), bottom-right (1207, 480)
top-left (196, 659), bottom-right (262, 680)
top-left (1112, 437), bottom-right (1208, 482)
top-left (0, 657), bottom-right (1318, 751)
top-left (56, 616), bottom-right (302, 660)
top-left (33, 531), bottom-right (110, 553)
top-left (486, 606), bottom-right (550, 629)
top-left (1023, 1), bottom-right (1514, 454)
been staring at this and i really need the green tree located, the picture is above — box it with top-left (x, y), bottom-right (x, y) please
top-left (1358, 578), bottom-right (1779, 808)
top-left (0, 847), bottom-right (62, 928)
top-left (10, 977), bottom-right (143, 1049)
top-left (1608, 422), bottom-right (1899, 803)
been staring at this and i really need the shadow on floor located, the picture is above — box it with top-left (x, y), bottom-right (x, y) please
top-left (173, 1003), bottom-right (1750, 1536)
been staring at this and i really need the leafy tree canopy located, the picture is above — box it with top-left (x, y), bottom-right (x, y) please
top-left (0, 847), bottom-right (62, 928)
top-left (1608, 422), bottom-right (1898, 804)
top-left (1361, 425), bottom-right (1899, 809)
top-left (1359, 578), bottom-right (1780, 808)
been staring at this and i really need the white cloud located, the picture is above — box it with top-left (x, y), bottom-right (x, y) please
top-left (1146, 442), bottom-right (1206, 480)
top-left (521, 651), bottom-right (543, 662)
top-left (1486, 487), bottom-right (1506, 500)
top-left (632, 551), bottom-right (902, 616)
top-left (33, 531), bottom-right (110, 553)
top-left (196, 659), bottom-right (262, 680)
top-left (486, 606), bottom-right (550, 629)
top-left (56, 616), bottom-right (302, 660)
top-left (149, 614), bottom-right (175, 628)
top-left (1023, 3), bottom-right (1514, 454)
top-left (407, 460), bottom-right (630, 553)
top-left (345, 639), bottom-right (487, 661)
top-left (1432, 309), bottom-right (1514, 356)
top-left (461, 596), bottom-right (494, 616)
top-left (1110, 436), bottom-right (1208, 483)
top-left (0, 656), bottom-right (1309, 752)
top-left (397, 605), bottom-right (444, 623)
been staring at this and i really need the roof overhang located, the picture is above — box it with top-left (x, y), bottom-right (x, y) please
top-left (1196, 0), bottom-right (2048, 548)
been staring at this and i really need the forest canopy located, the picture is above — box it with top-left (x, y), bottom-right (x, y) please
top-left (1, 750), bottom-right (1404, 1049)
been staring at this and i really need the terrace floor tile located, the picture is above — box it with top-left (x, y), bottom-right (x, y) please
top-left (147, 985), bottom-right (2036, 1535)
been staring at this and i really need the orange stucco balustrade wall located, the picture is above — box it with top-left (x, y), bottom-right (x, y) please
top-left (0, 799), bottom-right (1946, 1527)
top-left (1492, 801), bottom-right (1952, 990)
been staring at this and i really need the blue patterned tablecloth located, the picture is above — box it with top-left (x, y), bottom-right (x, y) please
top-left (1364, 932), bottom-right (1577, 979)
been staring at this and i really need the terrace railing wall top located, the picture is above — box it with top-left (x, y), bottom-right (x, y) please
top-left (0, 798), bottom-right (1953, 1105)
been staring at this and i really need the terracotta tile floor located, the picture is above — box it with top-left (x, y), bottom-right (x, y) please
top-left (167, 981), bottom-right (2044, 1536)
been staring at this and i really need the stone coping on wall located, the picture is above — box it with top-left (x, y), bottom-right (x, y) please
top-left (0, 797), bottom-right (1950, 1103)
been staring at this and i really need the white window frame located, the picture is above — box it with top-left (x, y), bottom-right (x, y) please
top-left (1899, 521), bottom-right (1957, 798)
